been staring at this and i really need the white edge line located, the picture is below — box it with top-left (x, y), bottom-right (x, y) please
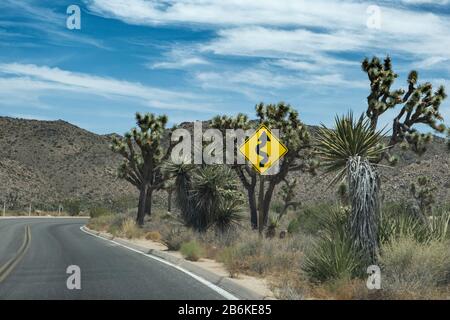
top-left (79, 226), bottom-right (239, 301)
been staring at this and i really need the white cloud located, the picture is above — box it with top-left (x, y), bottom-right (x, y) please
top-left (85, 0), bottom-right (450, 83)
top-left (194, 67), bottom-right (365, 100)
top-left (85, 0), bottom-right (367, 28)
top-left (401, 0), bottom-right (449, 4)
top-left (150, 56), bottom-right (209, 69)
top-left (0, 63), bottom-right (218, 112)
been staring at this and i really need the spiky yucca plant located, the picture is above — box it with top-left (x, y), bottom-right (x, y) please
top-left (316, 113), bottom-right (388, 263)
top-left (303, 207), bottom-right (364, 282)
top-left (190, 166), bottom-right (243, 233)
top-left (317, 113), bottom-right (387, 184)
top-left (162, 161), bottom-right (196, 226)
top-left (165, 163), bottom-right (243, 233)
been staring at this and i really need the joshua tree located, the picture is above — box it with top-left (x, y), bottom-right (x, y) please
top-left (278, 178), bottom-right (300, 219)
top-left (111, 113), bottom-right (175, 226)
top-left (362, 56), bottom-right (447, 156)
top-left (263, 178), bottom-right (298, 239)
top-left (211, 113), bottom-right (259, 228)
top-left (410, 176), bottom-right (436, 218)
top-left (317, 113), bottom-right (387, 263)
top-left (212, 102), bottom-right (317, 233)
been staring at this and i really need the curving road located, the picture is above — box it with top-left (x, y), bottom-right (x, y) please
top-left (0, 218), bottom-right (226, 300)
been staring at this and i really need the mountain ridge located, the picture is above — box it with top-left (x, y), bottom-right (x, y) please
top-left (0, 116), bottom-right (449, 210)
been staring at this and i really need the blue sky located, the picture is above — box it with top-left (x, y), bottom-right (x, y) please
top-left (0, 0), bottom-right (449, 134)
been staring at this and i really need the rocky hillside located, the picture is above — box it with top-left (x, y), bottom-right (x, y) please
top-left (0, 116), bottom-right (448, 211)
top-left (0, 117), bottom-right (136, 210)
top-left (288, 134), bottom-right (450, 206)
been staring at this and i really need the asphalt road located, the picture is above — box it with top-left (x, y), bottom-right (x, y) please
top-left (0, 218), bottom-right (226, 300)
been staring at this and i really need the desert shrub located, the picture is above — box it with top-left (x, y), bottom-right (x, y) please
top-left (110, 195), bottom-right (138, 213)
top-left (63, 199), bottom-right (82, 216)
top-left (310, 278), bottom-right (378, 300)
top-left (379, 207), bottom-right (450, 244)
top-left (105, 214), bottom-right (128, 236)
top-left (270, 271), bottom-right (310, 300)
top-left (303, 233), bottom-right (364, 283)
top-left (162, 227), bottom-right (194, 251)
top-left (218, 246), bottom-right (243, 278)
top-left (120, 217), bottom-right (143, 239)
top-left (287, 217), bottom-right (301, 234)
top-left (217, 231), bottom-right (309, 278)
top-left (145, 231), bottom-right (161, 242)
top-left (295, 204), bottom-right (333, 235)
top-left (180, 240), bottom-right (204, 261)
top-left (87, 214), bottom-right (117, 231)
top-left (302, 207), bottom-right (365, 282)
top-left (89, 207), bottom-right (112, 218)
top-left (270, 201), bottom-right (284, 214)
top-left (428, 212), bottom-right (450, 241)
top-left (379, 236), bottom-right (450, 296)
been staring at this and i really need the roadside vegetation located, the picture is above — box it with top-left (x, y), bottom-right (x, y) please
top-left (87, 56), bottom-right (450, 300)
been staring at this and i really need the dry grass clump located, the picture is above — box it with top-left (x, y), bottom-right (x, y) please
top-left (180, 240), bottom-right (204, 261)
top-left (87, 213), bottom-right (117, 232)
top-left (217, 231), bottom-right (313, 278)
top-left (161, 226), bottom-right (195, 251)
top-left (145, 231), bottom-right (162, 242)
top-left (378, 236), bottom-right (450, 299)
top-left (120, 217), bottom-right (144, 239)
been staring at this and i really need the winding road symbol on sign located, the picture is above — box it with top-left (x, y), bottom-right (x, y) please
top-left (239, 125), bottom-right (288, 175)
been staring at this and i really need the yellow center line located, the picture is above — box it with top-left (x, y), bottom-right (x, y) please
top-left (0, 225), bottom-right (31, 283)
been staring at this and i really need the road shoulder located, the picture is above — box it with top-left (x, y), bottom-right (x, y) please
top-left (81, 226), bottom-right (275, 300)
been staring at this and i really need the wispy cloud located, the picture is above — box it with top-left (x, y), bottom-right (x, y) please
top-left (148, 49), bottom-right (210, 70)
top-left (0, 63), bottom-right (219, 112)
top-left (85, 0), bottom-right (450, 91)
top-left (1, 0), bottom-right (107, 49)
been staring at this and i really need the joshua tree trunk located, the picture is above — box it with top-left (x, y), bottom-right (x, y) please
top-left (347, 156), bottom-right (380, 263)
top-left (262, 181), bottom-right (276, 227)
top-left (145, 188), bottom-right (152, 216)
top-left (248, 187), bottom-right (258, 229)
top-left (167, 189), bottom-right (172, 212)
top-left (137, 184), bottom-right (149, 226)
top-left (258, 176), bottom-right (265, 234)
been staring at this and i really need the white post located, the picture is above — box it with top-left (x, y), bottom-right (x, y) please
top-left (29, 204), bottom-right (31, 216)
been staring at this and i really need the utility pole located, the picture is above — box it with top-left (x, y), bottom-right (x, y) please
top-left (2, 202), bottom-right (5, 217)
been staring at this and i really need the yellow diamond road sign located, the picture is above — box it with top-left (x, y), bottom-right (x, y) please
top-left (239, 125), bottom-right (288, 175)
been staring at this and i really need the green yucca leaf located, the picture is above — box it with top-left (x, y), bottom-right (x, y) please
top-left (316, 112), bottom-right (388, 184)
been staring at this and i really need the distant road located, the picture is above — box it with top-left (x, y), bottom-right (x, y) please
top-left (0, 218), bottom-right (225, 300)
